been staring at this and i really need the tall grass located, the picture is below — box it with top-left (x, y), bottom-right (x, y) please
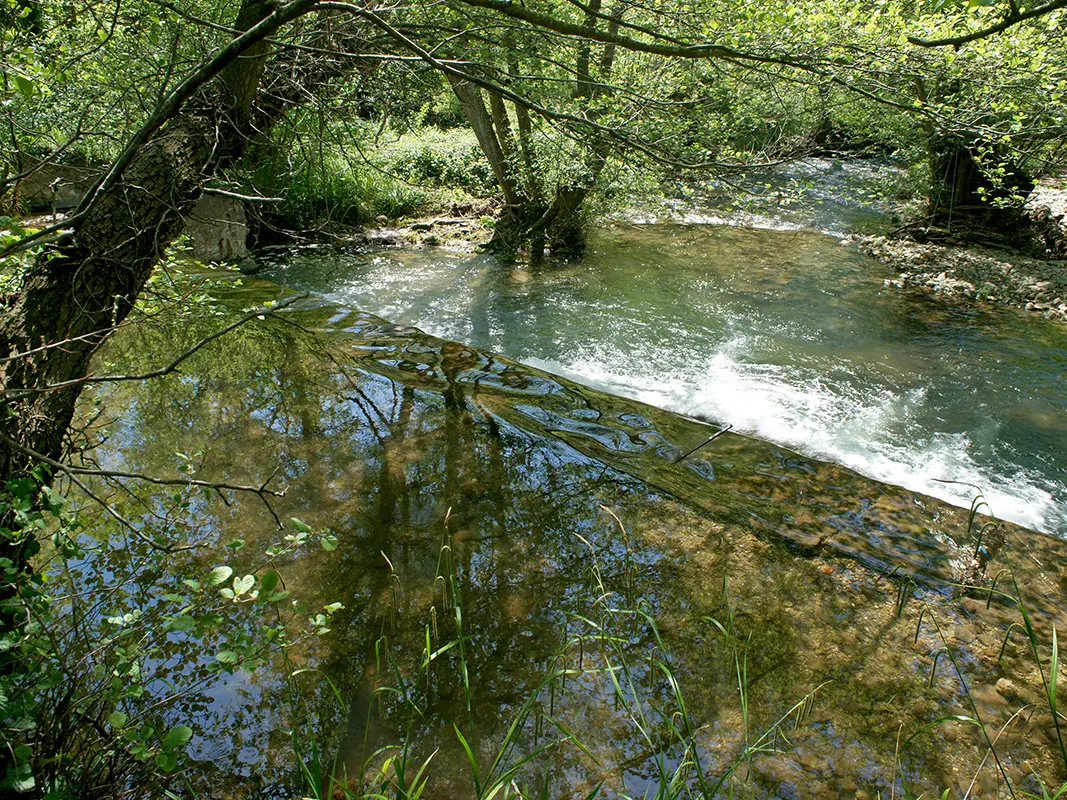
top-left (285, 495), bottom-right (1067, 800)
top-left (895, 493), bottom-right (1067, 800)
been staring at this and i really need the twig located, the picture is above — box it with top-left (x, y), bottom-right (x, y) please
top-left (672, 424), bottom-right (733, 463)
top-left (3, 294), bottom-right (309, 398)
top-left (0, 430), bottom-right (287, 503)
top-left (202, 187), bottom-right (284, 203)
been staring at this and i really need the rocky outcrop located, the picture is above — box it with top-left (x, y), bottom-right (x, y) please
top-left (1025, 178), bottom-right (1067, 259)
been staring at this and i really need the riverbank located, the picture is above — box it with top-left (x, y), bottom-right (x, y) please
top-left (849, 233), bottom-right (1067, 324)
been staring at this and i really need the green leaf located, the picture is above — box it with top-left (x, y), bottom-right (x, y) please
top-left (154, 752), bottom-right (178, 772)
top-left (290, 517), bottom-right (311, 534)
top-left (161, 725), bottom-right (193, 750)
top-left (233, 575), bottom-right (254, 596)
top-left (108, 711), bottom-right (128, 729)
top-left (215, 650), bottom-right (239, 665)
top-left (163, 615), bottom-right (196, 633)
top-left (205, 566), bottom-right (232, 586)
top-left (259, 570), bottom-right (280, 596)
top-left (1051, 624), bottom-right (1059, 717)
top-left (13, 75), bottom-right (33, 99)
top-left (320, 533), bottom-right (338, 551)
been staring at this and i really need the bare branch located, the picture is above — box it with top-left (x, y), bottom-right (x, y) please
top-left (202, 187), bottom-right (284, 202)
top-left (0, 429), bottom-right (288, 500)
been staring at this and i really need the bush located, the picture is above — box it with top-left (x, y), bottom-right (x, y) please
top-left (379, 128), bottom-right (496, 193)
top-left (272, 159), bottom-right (429, 228)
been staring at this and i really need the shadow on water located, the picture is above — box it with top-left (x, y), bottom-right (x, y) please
top-left (83, 270), bottom-right (1067, 798)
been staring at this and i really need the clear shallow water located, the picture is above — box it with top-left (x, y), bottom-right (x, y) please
top-left (86, 286), bottom-right (1067, 796)
top-left (259, 224), bottom-right (1067, 537)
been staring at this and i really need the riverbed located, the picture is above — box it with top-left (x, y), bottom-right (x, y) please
top-left (81, 264), bottom-right (1067, 798)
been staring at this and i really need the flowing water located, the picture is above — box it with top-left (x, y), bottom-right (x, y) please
top-left (257, 224), bottom-right (1067, 538)
top-left (72, 166), bottom-right (1067, 796)
top-left (83, 272), bottom-right (1067, 799)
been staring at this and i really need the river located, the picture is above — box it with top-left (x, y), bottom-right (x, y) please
top-left (71, 161), bottom-right (1067, 797)
top-left (257, 213), bottom-right (1067, 538)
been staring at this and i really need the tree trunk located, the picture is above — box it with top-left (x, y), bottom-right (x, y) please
top-left (0, 1), bottom-right (374, 567)
top-left (927, 134), bottom-right (1034, 233)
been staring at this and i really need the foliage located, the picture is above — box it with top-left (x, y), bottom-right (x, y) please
top-left (379, 128), bottom-right (496, 193)
top-left (0, 463), bottom-right (343, 797)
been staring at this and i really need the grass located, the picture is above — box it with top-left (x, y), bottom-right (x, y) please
top-left (289, 509), bottom-right (834, 800)
top-left (281, 493), bottom-right (1067, 800)
top-left (888, 492), bottom-right (1067, 800)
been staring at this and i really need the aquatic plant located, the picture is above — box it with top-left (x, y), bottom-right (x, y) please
top-left (293, 509), bottom-right (830, 800)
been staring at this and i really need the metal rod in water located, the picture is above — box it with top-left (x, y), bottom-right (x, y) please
top-left (673, 424), bottom-right (733, 463)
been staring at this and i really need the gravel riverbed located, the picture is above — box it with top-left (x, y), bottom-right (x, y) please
top-left (848, 233), bottom-right (1067, 324)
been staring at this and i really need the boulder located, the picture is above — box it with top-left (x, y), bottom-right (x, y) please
top-left (1024, 178), bottom-right (1067, 258)
top-left (14, 160), bottom-right (102, 211)
top-left (182, 194), bottom-right (249, 262)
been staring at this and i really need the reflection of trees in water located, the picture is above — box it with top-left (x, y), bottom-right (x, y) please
top-left (83, 301), bottom-right (1063, 797)
top-left (90, 311), bottom-right (672, 793)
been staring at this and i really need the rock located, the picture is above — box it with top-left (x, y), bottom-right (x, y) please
top-left (182, 194), bottom-right (248, 262)
top-left (1024, 180), bottom-right (1067, 258)
top-left (14, 159), bottom-right (102, 211)
top-left (995, 677), bottom-right (1018, 702)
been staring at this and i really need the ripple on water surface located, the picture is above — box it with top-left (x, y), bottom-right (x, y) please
top-left (258, 223), bottom-right (1067, 536)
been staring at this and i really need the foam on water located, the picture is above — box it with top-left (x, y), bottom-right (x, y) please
top-left (527, 336), bottom-right (1063, 534)
top-left (259, 215), bottom-right (1067, 538)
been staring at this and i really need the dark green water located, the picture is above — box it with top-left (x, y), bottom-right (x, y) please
top-left (81, 273), bottom-right (1067, 798)
top-left (258, 223), bottom-right (1067, 539)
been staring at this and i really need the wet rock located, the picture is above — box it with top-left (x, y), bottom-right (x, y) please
top-left (995, 677), bottom-right (1018, 702)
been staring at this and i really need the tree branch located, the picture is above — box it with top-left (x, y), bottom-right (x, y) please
top-left (0, 430), bottom-right (288, 500)
top-left (3, 294), bottom-right (310, 399)
top-left (908, 0), bottom-right (1067, 46)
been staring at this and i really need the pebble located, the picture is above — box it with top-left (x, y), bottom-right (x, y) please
top-left (995, 677), bottom-right (1018, 702)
